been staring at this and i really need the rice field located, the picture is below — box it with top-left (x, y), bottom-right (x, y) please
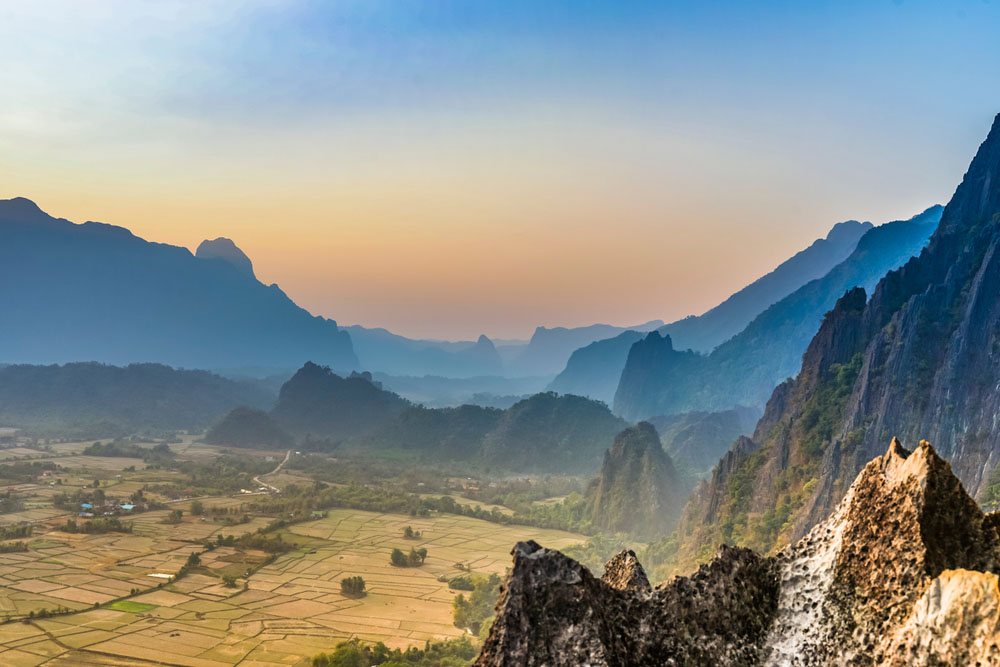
top-left (0, 506), bottom-right (584, 665)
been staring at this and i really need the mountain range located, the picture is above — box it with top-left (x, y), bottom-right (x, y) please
top-left (343, 327), bottom-right (507, 378)
top-left (660, 218), bottom-right (874, 353)
top-left (0, 196), bottom-right (677, 387)
top-left (211, 362), bottom-right (628, 472)
top-left (613, 205), bottom-right (942, 421)
top-left (670, 113), bottom-right (1000, 568)
top-left (547, 217), bottom-right (886, 404)
top-left (507, 321), bottom-right (664, 377)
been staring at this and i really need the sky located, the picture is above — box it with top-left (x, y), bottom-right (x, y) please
top-left (1, 1), bottom-right (999, 340)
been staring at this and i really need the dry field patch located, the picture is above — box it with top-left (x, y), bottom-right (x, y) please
top-left (0, 505), bottom-right (584, 664)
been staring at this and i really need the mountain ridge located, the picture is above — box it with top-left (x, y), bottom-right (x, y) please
top-left (670, 113), bottom-right (1000, 567)
top-left (0, 198), bottom-right (358, 371)
top-left (613, 205), bottom-right (942, 421)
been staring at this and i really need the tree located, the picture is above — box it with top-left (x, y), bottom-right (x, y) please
top-left (340, 576), bottom-right (366, 598)
top-left (163, 509), bottom-right (184, 524)
top-left (92, 479), bottom-right (100, 488)
top-left (190, 500), bottom-right (203, 516)
top-left (453, 573), bottom-right (502, 634)
top-left (222, 574), bottom-right (238, 588)
top-left (186, 552), bottom-right (201, 567)
top-left (390, 548), bottom-right (408, 567)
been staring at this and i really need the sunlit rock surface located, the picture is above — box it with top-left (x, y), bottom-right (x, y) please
top-left (477, 440), bottom-right (1000, 666)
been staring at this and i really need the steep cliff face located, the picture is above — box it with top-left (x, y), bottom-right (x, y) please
top-left (588, 423), bottom-right (692, 541)
top-left (675, 114), bottom-right (1000, 565)
top-left (613, 206), bottom-right (941, 421)
top-left (477, 440), bottom-right (1000, 666)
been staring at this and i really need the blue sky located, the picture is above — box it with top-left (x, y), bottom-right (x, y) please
top-left (1, 0), bottom-right (998, 339)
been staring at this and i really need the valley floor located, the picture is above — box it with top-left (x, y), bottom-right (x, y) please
top-left (0, 440), bottom-right (585, 666)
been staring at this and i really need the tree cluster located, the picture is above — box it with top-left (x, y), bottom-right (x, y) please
top-left (340, 576), bottom-right (366, 598)
top-left (390, 547), bottom-right (427, 567)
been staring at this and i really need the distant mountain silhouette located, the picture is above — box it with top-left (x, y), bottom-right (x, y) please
top-left (547, 219), bottom-right (872, 402)
top-left (506, 321), bottom-right (664, 377)
top-left (0, 198), bottom-right (357, 370)
top-left (662, 219), bottom-right (873, 353)
top-left (343, 326), bottom-right (504, 377)
top-left (196, 237), bottom-right (255, 279)
top-left (547, 330), bottom-right (644, 404)
top-left (371, 373), bottom-right (550, 408)
top-left (0, 362), bottom-right (273, 439)
top-left (613, 205), bottom-right (943, 420)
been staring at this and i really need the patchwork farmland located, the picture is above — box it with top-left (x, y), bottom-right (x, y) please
top-left (0, 442), bottom-right (586, 666)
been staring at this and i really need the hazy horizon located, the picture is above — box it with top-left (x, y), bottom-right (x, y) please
top-left (2, 1), bottom-right (998, 339)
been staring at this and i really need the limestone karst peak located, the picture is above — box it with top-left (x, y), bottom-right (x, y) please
top-left (601, 550), bottom-right (650, 592)
top-left (475, 438), bottom-right (1000, 666)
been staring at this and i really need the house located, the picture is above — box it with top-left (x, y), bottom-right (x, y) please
top-left (80, 503), bottom-right (93, 510)
top-left (119, 504), bottom-right (135, 511)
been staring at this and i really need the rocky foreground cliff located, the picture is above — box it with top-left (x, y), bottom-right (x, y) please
top-left (477, 439), bottom-right (1000, 666)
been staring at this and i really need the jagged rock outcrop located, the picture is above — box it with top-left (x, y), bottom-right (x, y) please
top-left (477, 440), bottom-right (1000, 666)
top-left (477, 540), bottom-right (779, 666)
top-left (672, 114), bottom-right (1000, 566)
top-left (588, 422), bottom-right (692, 540)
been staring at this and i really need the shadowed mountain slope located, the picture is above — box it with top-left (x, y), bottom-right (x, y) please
top-left (0, 198), bottom-right (357, 370)
top-left (662, 218), bottom-right (873, 353)
top-left (0, 362), bottom-right (274, 438)
top-left (673, 114), bottom-right (1000, 566)
top-left (614, 205), bottom-right (941, 420)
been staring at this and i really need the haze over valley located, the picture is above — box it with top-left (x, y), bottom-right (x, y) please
top-left (3, 2), bottom-right (1000, 665)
